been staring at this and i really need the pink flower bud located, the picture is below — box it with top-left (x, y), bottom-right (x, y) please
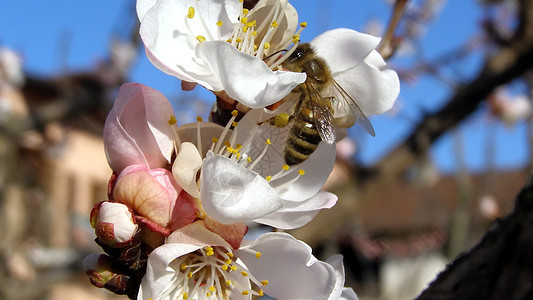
top-left (103, 83), bottom-right (174, 173)
top-left (113, 165), bottom-right (197, 230)
top-left (92, 202), bottom-right (138, 246)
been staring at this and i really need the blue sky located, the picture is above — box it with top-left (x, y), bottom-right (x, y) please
top-left (0, 0), bottom-right (528, 173)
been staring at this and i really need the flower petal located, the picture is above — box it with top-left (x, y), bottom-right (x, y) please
top-left (196, 41), bottom-right (306, 108)
top-left (200, 151), bottom-right (283, 224)
top-left (254, 191), bottom-right (337, 229)
top-left (138, 242), bottom-right (201, 300)
top-left (113, 165), bottom-right (180, 228)
top-left (172, 142), bottom-right (202, 198)
top-left (139, 0), bottom-right (241, 87)
top-left (136, 0), bottom-right (157, 21)
top-left (326, 255), bottom-right (348, 300)
top-left (103, 83), bottom-right (174, 173)
top-left (236, 232), bottom-right (340, 299)
top-left (333, 50), bottom-right (400, 117)
top-left (311, 28), bottom-right (381, 74)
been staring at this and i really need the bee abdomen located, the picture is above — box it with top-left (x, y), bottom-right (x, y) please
top-left (284, 110), bottom-right (322, 166)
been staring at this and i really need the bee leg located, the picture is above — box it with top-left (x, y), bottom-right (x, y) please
top-left (257, 113), bottom-right (294, 128)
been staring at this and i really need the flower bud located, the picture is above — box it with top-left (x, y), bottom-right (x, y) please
top-left (83, 254), bottom-right (135, 296)
top-left (92, 202), bottom-right (138, 246)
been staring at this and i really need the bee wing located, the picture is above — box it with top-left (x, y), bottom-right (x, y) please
top-left (332, 80), bottom-right (376, 137)
top-left (305, 81), bottom-right (337, 144)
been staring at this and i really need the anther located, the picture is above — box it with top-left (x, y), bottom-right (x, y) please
top-left (196, 35), bottom-right (206, 43)
top-left (271, 21), bottom-right (279, 28)
top-left (168, 115), bottom-right (177, 125)
top-left (216, 20), bottom-right (223, 26)
top-left (300, 21), bottom-right (307, 27)
top-left (256, 251), bottom-right (262, 258)
top-left (261, 280), bottom-right (269, 286)
top-left (187, 7), bottom-right (195, 19)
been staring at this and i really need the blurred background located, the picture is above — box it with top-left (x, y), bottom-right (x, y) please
top-left (0, 0), bottom-right (531, 299)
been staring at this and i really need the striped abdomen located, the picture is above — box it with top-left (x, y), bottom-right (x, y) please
top-left (284, 97), bottom-right (322, 166)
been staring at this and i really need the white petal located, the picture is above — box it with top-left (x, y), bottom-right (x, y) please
top-left (140, 0), bottom-right (242, 89)
top-left (255, 191), bottom-right (337, 229)
top-left (325, 255), bottom-right (347, 300)
top-left (236, 232), bottom-right (339, 299)
top-left (138, 243), bottom-right (201, 300)
top-left (172, 142), bottom-right (202, 198)
top-left (200, 151), bottom-right (283, 224)
top-left (333, 50), bottom-right (400, 116)
top-left (196, 41), bottom-right (306, 108)
top-left (311, 28), bottom-right (381, 74)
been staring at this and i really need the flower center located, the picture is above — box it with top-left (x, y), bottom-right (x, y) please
top-left (186, 0), bottom-right (307, 70)
top-left (163, 246), bottom-right (267, 299)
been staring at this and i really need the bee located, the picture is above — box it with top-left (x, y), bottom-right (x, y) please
top-left (267, 43), bottom-right (375, 166)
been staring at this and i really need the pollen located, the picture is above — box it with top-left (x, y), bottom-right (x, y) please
top-left (226, 252), bottom-right (234, 258)
top-left (196, 116), bottom-right (203, 122)
top-left (225, 258), bottom-right (232, 264)
top-left (242, 291), bottom-right (249, 296)
top-left (187, 7), bottom-right (195, 19)
top-left (265, 139), bottom-right (271, 145)
top-left (231, 110), bottom-right (239, 117)
top-left (212, 137), bottom-right (219, 143)
top-left (271, 21), bottom-right (279, 28)
top-left (216, 20), bottom-right (223, 26)
top-left (242, 8), bottom-right (249, 16)
top-left (241, 271), bottom-right (248, 277)
top-left (209, 286), bottom-right (216, 292)
top-left (255, 251), bottom-right (262, 258)
top-left (183, 292), bottom-right (189, 299)
top-left (235, 37), bottom-right (242, 43)
top-left (225, 280), bottom-right (232, 286)
top-left (232, 121), bottom-right (239, 127)
top-left (180, 263), bottom-right (187, 270)
top-left (168, 115), bottom-right (177, 125)
top-left (292, 35), bottom-right (300, 44)
top-left (231, 265), bottom-right (238, 271)
top-left (261, 280), bottom-right (269, 286)
top-left (259, 290), bottom-right (264, 296)
top-left (196, 35), bottom-right (206, 43)
top-left (264, 42), bottom-right (271, 50)
top-left (282, 164), bottom-right (290, 171)
top-left (222, 264), bottom-right (229, 271)
top-left (241, 17), bottom-right (248, 24)
top-left (298, 169), bottom-right (305, 176)
top-left (265, 175), bottom-right (272, 181)
top-left (300, 22), bottom-right (308, 27)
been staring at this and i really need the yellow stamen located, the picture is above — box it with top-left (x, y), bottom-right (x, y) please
top-left (256, 251), bottom-right (262, 259)
top-left (235, 37), bottom-right (242, 43)
top-left (225, 280), bottom-right (232, 286)
top-left (187, 272), bottom-right (193, 278)
top-left (292, 35), bottom-right (300, 44)
top-left (282, 164), bottom-right (290, 171)
top-left (243, 8), bottom-right (249, 16)
top-left (231, 265), bottom-right (237, 271)
top-left (241, 17), bottom-right (248, 24)
top-left (241, 271), bottom-right (248, 277)
top-left (212, 137), bottom-right (219, 143)
top-left (271, 21), bottom-right (279, 28)
top-left (183, 292), bottom-right (189, 299)
top-left (209, 286), bottom-right (216, 292)
top-left (265, 175), bottom-right (272, 181)
top-left (187, 7), bottom-right (195, 19)
top-left (232, 121), bottom-right (238, 127)
top-left (265, 139), bottom-right (271, 145)
top-left (196, 35), bottom-right (206, 43)
top-left (258, 290), bottom-right (264, 296)
top-left (168, 115), bottom-right (177, 125)
top-left (197, 116), bottom-right (203, 122)
top-left (226, 252), bottom-right (234, 258)
top-left (300, 22), bottom-right (308, 27)
top-left (264, 42), bottom-right (270, 49)
top-left (222, 265), bottom-right (229, 271)
top-left (261, 280), bottom-right (269, 286)
top-left (298, 169), bottom-right (305, 176)
top-left (180, 263), bottom-right (187, 270)
top-left (242, 291), bottom-right (249, 296)
top-left (216, 20), bottom-right (223, 27)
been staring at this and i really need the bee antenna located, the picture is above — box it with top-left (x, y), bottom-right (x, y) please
top-left (263, 49), bottom-right (287, 61)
